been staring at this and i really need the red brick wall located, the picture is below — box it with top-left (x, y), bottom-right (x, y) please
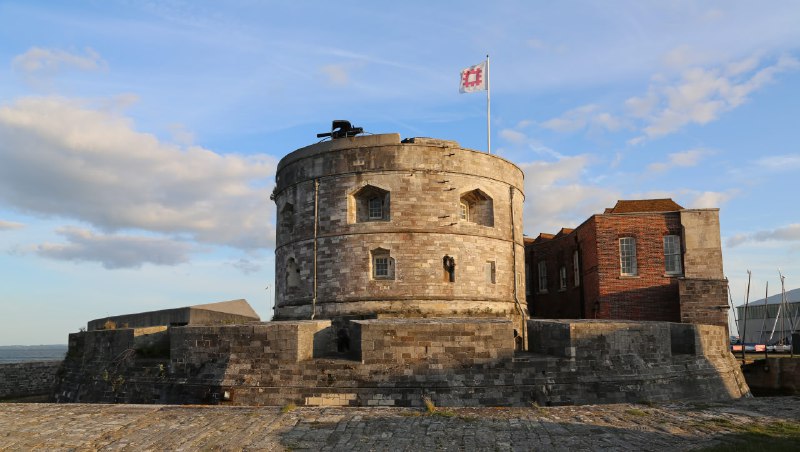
top-left (526, 213), bottom-right (683, 322)
top-left (593, 213), bottom-right (682, 322)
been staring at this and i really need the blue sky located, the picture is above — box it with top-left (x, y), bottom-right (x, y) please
top-left (1, 1), bottom-right (799, 344)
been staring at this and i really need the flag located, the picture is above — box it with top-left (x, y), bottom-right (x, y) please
top-left (459, 61), bottom-right (487, 93)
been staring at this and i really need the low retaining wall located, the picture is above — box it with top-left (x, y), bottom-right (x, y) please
top-left (53, 319), bottom-right (750, 407)
top-left (742, 357), bottom-right (800, 396)
top-left (0, 361), bottom-right (62, 399)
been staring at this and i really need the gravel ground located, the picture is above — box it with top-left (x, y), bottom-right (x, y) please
top-left (1, 397), bottom-right (798, 451)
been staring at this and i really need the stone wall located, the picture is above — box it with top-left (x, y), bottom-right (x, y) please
top-left (272, 134), bottom-right (527, 329)
top-left (679, 278), bottom-right (729, 329)
top-left (54, 318), bottom-right (749, 407)
top-left (0, 361), bottom-right (61, 399)
top-left (742, 357), bottom-right (800, 396)
top-left (680, 209), bottom-right (724, 279)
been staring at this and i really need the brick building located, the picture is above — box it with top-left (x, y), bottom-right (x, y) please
top-left (525, 199), bottom-right (729, 328)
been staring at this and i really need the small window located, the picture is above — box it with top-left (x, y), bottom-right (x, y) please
top-left (351, 185), bottom-right (390, 223)
top-left (573, 250), bottom-right (580, 287)
top-left (559, 266), bottom-right (567, 290)
top-left (619, 237), bottom-right (637, 276)
top-left (371, 248), bottom-right (395, 280)
top-left (374, 257), bottom-right (389, 277)
top-left (459, 189), bottom-right (493, 227)
top-left (664, 235), bottom-right (682, 275)
top-left (485, 261), bottom-right (496, 284)
top-left (368, 197), bottom-right (383, 219)
top-left (537, 261), bottom-right (547, 293)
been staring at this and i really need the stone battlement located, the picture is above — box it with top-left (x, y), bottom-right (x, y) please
top-left (53, 318), bottom-right (749, 407)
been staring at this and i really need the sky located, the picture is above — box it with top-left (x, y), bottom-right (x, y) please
top-left (1, 1), bottom-right (799, 344)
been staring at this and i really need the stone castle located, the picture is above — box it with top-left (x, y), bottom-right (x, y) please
top-left (52, 130), bottom-right (750, 407)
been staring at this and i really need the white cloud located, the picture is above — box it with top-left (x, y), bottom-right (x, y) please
top-left (727, 224), bottom-right (800, 248)
top-left (647, 148), bottom-right (713, 172)
top-left (688, 189), bottom-right (739, 208)
top-left (631, 55), bottom-right (800, 142)
top-left (320, 64), bottom-right (349, 86)
top-left (520, 156), bottom-right (620, 235)
top-left (540, 104), bottom-right (625, 133)
top-left (36, 227), bottom-right (191, 269)
top-left (0, 96), bottom-right (278, 252)
top-left (0, 220), bottom-right (25, 231)
top-left (231, 258), bottom-right (262, 275)
top-left (756, 154), bottom-right (800, 171)
top-left (499, 129), bottom-right (527, 145)
top-left (12, 47), bottom-right (106, 77)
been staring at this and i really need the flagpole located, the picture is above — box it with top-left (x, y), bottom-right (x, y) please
top-left (486, 54), bottom-right (491, 154)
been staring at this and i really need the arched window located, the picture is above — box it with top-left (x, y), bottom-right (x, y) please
top-left (351, 185), bottom-right (390, 223)
top-left (459, 189), bottom-right (493, 227)
top-left (370, 248), bottom-right (395, 280)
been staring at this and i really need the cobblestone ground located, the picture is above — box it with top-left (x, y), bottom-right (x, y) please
top-left (1, 397), bottom-right (798, 451)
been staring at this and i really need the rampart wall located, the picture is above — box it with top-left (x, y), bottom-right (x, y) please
top-left (53, 319), bottom-right (749, 407)
top-left (0, 361), bottom-right (62, 400)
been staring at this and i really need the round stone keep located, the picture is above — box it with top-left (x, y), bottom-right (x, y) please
top-left (272, 134), bottom-right (526, 325)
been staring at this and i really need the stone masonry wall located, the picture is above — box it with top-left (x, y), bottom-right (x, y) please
top-left (273, 134), bottom-right (527, 328)
top-left (680, 209), bottom-right (724, 279)
top-left (0, 361), bottom-right (62, 399)
top-left (679, 278), bottom-right (729, 329)
top-left (54, 319), bottom-right (749, 408)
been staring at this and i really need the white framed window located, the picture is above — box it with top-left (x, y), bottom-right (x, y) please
top-left (371, 248), bottom-right (395, 280)
top-left (663, 235), bottom-right (682, 275)
top-left (368, 197), bottom-right (383, 219)
top-left (374, 257), bottom-right (389, 277)
top-left (559, 266), bottom-right (567, 290)
top-left (537, 261), bottom-right (547, 293)
top-left (460, 202), bottom-right (469, 221)
top-left (619, 237), bottom-right (637, 276)
top-left (485, 261), bottom-right (496, 284)
top-left (573, 250), bottom-right (580, 287)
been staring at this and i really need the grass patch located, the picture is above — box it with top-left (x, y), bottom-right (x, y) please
top-left (625, 408), bottom-right (647, 417)
top-left (422, 396), bottom-right (436, 414)
top-left (698, 420), bottom-right (800, 452)
top-left (280, 403), bottom-right (297, 414)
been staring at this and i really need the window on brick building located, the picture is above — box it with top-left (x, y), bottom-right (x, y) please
top-left (371, 248), bottom-right (395, 280)
top-left (619, 237), bottom-right (637, 276)
top-left (663, 235), bottom-right (682, 275)
top-left (537, 261), bottom-right (547, 292)
top-left (559, 266), bottom-right (567, 290)
top-left (573, 250), bottom-right (580, 287)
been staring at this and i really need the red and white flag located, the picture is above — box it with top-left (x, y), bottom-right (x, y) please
top-left (459, 61), bottom-right (487, 93)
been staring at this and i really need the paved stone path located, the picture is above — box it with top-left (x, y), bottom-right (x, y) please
top-left (1, 397), bottom-right (798, 451)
